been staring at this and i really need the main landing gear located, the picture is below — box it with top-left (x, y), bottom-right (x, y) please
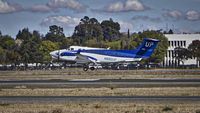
top-left (83, 64), bottom-right (96, 71)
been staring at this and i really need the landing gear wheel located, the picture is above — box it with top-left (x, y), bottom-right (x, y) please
top-left (83, 66), bottom-right (89, 71)
top-left (90, 67), bottom-right (95, 71)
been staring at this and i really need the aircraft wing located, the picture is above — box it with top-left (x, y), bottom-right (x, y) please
top-left (75, 52), bottom-right (97, 64)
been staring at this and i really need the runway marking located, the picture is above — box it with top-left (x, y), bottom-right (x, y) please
top-left (68, 79), bottom-right (100, 81)
top-left (0, 96), bottom-right (200, 103)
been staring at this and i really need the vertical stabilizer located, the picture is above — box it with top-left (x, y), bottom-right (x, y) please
top-left (135, 38), bottom-right (159, 58)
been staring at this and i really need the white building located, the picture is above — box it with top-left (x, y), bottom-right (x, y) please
top-left (164, 34), bottom-right (200, 67)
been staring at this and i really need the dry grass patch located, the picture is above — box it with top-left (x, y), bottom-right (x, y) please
top-left (1, 87), bottom-right (200, 96)
top-left (0, 102), bottom-right (200, 113)
top-left (0, 69), bottom-right (200, 80)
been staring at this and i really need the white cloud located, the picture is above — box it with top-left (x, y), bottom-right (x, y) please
top-left (28, 0), bottom-right (86, 13)
top-left (0, 0), bottom-right (22, 14)
top-left (132, 15), bottom-right (161, 22)
top-left (145, 25), bottom-right (159, 30)
top-left (186, 10), bottom-right (200, 21)
top-left (41, 15), bottom-right (80, 28)
top-left (118, 21), bottom-right (134, 31)
top-left (30, 5), bottom-right (52, 13)
top-left (107, 2), bottom-right (124, 12)
top-left (102, 0), bottom-right (148, 13)
top-left (165, 10), bottom-right (182, 19)
top-left (125, 0), bottom-right (145, 11)
top-left (47, 0), bottom-right (86, 12)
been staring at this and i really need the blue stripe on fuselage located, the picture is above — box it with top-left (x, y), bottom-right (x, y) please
top-left (80, 49), bottom-right (137, 58)
top-left (60, 52), bottom-right (76, 56)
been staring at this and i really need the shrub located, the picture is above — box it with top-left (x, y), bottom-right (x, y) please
top-left (39, 111), bottom-right (48, 113)
top-left (52, 108), bottom-right (62, 113)
top-left (196, 110), bottom-right (200, 113)
top-left (94, 104), bottom-right (101, 109)
top-left (0, 103), bottom-right (10, 106)
top-left (162, 106), bottom-right (173, 111)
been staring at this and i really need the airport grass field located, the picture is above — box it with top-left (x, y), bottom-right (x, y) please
top-left (0, 68), bottom-right (200, 80)
top-left (1, 102), bottom-right (200, 113)
top-left (0, 69), bottom-right (200, 113)
top-left (1, 87), bottom-right (200, 96)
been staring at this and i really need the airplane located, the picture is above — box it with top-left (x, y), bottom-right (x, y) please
top-left (50, 38), bottom-right (159, 71)
top-left (50, 45), bottom-right (109, 64)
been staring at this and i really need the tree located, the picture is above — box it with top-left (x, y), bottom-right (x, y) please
top-left (101, 18), bottom-right (120, 41)
top-left (80, 16), bottom-right (90, 24)
top-left (168, 29), bottom-right (173, 34)
top-left (120, 35), bottom-right (129, 49)
top-left (188, 40), bottom-right (200, 67)
top-left (0, 47), bottom-right (6, 64)
top-left (72, 16), bottom-right (103, 46)
top-left (59, 38), bottom-right (73, 49)
top-left (0, 35), bottom-right (15, 50)
top-left (16, 28), bottom-right (32, 41)
top-left (0, 35), bottom-right (20, 65)
top-left (32, 30), bottom-right (42, 44)
top-left (31, 31), bottom-right (43, 65)
top-left (127, 29), bottom-right (130, 39)
top-left (105, 40), bottom-right (121, 49)
top-left (18, 29), bottom-right (42, 68)
top-left (44, 25), bottom-right (65, 43)
top-left (174, 47), bottom-right (192, 66)
top-left (39, 40), bottom-right (59, 62)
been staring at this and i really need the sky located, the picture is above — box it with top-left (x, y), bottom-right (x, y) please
top-left (0, 0), bottom-right (200, 38)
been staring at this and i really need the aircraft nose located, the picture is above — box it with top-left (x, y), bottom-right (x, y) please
top-left (50, 51), bottom-right (55, 56)
top-left (50, 51), bottom-right (58, 58)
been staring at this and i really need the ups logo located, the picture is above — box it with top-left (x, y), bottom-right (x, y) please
top-left (145, 42), bottom-right (154, 47)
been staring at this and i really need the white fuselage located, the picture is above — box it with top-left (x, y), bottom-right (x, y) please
top-left (80, 52), bottom-right (142, 63)
top-left (50, 46), bottom-right (109, 62)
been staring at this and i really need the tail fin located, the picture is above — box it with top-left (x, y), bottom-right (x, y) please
top-left (135, 38), bottom-right (159, 59)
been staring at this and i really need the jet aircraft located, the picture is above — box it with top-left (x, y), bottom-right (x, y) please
top-left (50, 38), bottom-right (159, 71)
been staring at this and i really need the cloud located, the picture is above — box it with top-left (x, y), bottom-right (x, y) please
top-left (145, 25), bottom-right (160, 31)
top-left (118, 21), bottom-right (134, 31)
top-left (132, 15), bottom-right (162, 22)
top-left (30, 5), bottom-right (52, 13)
top-left (0, 0), bottom-right (22, 14)
top-left (28, 0), bottom-right (86, 13)
top-left (186, 10), bottom-right (200, 21)
top-left (0, 0), bottom-right (86, 14)
top-left (106, 2), bottom-right (124, 12)
top-left (163, 9), bottom-right (200, 21)
top-left (164, 10), bottom-right (182, 20)
top-left (47, 0), bottom-right (86, 12)
top-left (94, 0), bottom-right (149, 13)
top-left (124, 0), bottom-right (146, 11)
top-left (40, 15), bottom-right (80, 28)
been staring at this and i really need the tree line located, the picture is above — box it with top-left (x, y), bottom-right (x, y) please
top-left (174, 40), bottom-right (200, 67)
top-left (4, 16), bottom-right (196, 69)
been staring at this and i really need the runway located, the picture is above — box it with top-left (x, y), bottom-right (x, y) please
top-left (1, 79), bottom-right (200, 104)
top-left (0, 96), bottom-right (200, 103)
top-left (1, 79), bottom-right (200, 88)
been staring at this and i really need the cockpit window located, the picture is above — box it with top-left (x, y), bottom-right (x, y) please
top-left (71, 48), bottom-right (74, 50)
